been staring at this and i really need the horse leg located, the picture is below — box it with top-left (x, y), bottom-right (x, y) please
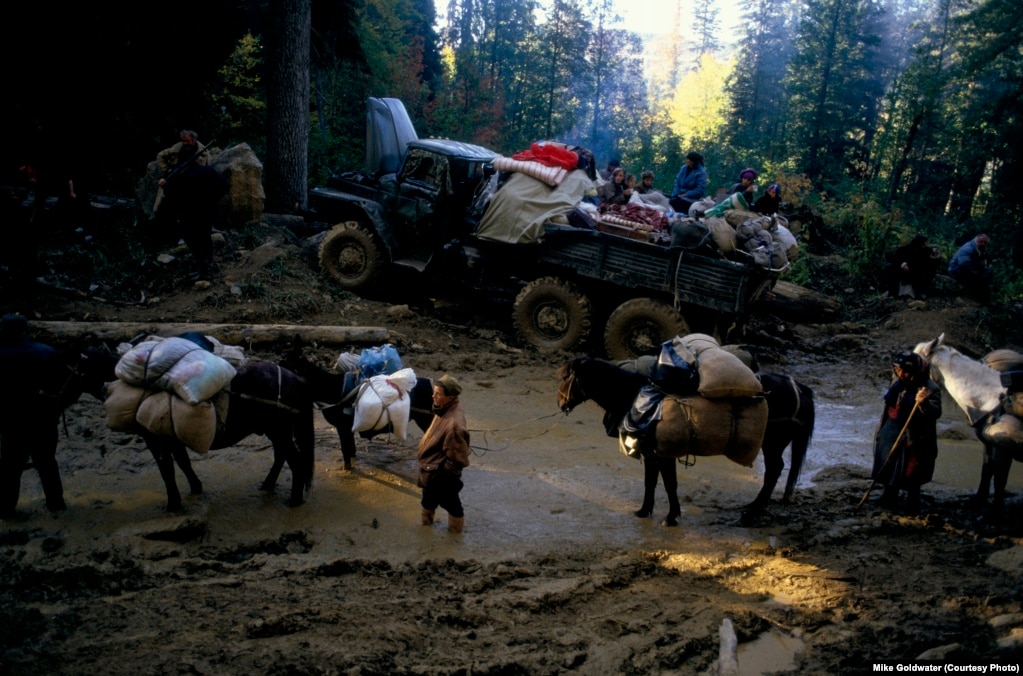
top-left (968, 445), bottom-right (995, 510)
top-left (145, 436), bottom-right (184, 512)
top-left (658, 455), bottom-right (681, 527)
top-left (324, 406), bottom-right (356, 470)
top-left (261, 451), bottom-right (286, 492)
top-left (265, 432), bottom-right (306, 507)
top-left (984, 445), bottom-right (1013, 522)
top-left (30, 421), bottom-right (66, 512)
top-left (744, 441), bottom-right (785, 522)
top-left (170, 446), bottom-right (203, 496)
top-left (338, 428), bottom-right (357, 471)
top-left (635, 453), bottom-right (658, 518)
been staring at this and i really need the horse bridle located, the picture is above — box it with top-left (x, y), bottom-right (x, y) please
top-left (558, 369), bottom-right (583, 414)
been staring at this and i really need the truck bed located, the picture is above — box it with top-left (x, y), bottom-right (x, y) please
top-left (535, 225), bottom-right (772, 314)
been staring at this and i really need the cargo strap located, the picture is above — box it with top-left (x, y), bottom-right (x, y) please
top-left (235, 365), bottom-right (302, 415)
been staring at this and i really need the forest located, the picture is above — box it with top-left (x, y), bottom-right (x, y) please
top-left (4, 0), bottom-right (1023, 300)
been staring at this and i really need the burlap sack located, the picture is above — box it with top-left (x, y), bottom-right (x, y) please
top-left (104, 379), bottom-right (147, 432)
top-left (981, 413), bottom-right (1023, 458)
top-left (695, 348), bottom-right (764, 398)
top-left (136, 391), bottom-right (217, 454)
top-left (984, 349), bottom-right (1023, 373)
top-left (724, 209), bottom-right (761, 227)
top-left (705, 217), bottom-right (736, 253)
top-left (679, 333), bottom-right (719, 356)
top-left (656, 395), bottom-right (768, 466)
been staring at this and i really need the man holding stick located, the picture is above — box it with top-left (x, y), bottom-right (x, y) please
top-left (870, 351), bottom-right (942, 513)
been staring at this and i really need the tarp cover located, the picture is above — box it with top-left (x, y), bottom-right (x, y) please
top-left (475, 169), bottom-right (593, 244)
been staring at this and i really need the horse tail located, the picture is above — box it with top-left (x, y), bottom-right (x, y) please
top-left (783, 381), bottom-right (815, 499)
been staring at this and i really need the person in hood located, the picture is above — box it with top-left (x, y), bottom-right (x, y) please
top-left (669, 152), bottom-right (708, 215)
top-left (871, 351), bottom-right (941, 512)
top-left (417, 374), bottom-right (470, 533)
top-left (753, 183), bottom-right (782, 215)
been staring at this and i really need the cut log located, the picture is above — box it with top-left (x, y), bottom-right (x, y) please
top-left (758, 280), bottom-right (842, 323)
top-left (29, 322), bottom-right (390, 347)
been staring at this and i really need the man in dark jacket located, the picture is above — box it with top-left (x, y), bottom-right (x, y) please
top-left (871, 351), bottom-right (942, 512)
top-left (417, 374), bottom-right (470, 533)
top-left (948, 234), bottom-right (991, 302)
top-left (156, 131), bottom-right (228, 281)
top-left (0, 314), bottom-right (67, 518)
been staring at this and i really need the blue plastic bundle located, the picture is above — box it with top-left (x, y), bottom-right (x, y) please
top-left (358, 344), bottom-right (402, 379)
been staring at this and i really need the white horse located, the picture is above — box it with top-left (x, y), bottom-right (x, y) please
top-left (914, 334), bottom-right (1022, 517)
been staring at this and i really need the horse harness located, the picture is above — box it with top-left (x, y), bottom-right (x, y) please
top-left (233, 364), bottom-right (304, 415)
top-left (764, 375), bottom-right (806, 426)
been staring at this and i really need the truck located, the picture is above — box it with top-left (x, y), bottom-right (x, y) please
top-left (309, 98), bottom-right (780, 360)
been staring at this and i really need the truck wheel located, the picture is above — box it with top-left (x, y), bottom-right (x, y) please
top-left (318, 221), bottom-right (385, 291)
top-left (604, 298), bottom-right (689, 361)
top-left (513, 277), bottom-right (592, 352)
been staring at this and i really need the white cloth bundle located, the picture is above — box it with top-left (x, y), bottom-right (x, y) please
top-left (351, 368), bottom-right (418, 439)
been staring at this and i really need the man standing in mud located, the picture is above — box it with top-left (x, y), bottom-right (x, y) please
top-left (155, 130), bottom-right (227, 281)
top-left (417, 374), bottom-right (470, 533)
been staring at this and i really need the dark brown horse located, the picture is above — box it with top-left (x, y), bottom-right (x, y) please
top-left (281, 348), bottom-right (434, 469)
top-left (557, 356), bottom-right (814, 525)
top-left (77, 349), bottom-right (315, 511)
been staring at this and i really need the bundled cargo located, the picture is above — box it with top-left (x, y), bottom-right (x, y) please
top-left (103, 379), bottom-right (229, 453)
top-left (115, 336), bottom-right (237, 404)
top-left (657, 394), bottom-right (769, 467)
top-left (352, 368), bottom-right (418, 439)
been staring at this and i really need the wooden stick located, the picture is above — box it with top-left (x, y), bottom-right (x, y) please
top-left (28, 321), bottom-right (390, 347)
top-left (856, 398), bottom-right (923, 509)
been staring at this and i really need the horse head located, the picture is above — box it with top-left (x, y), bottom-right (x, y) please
top-left (67, 348), bottom-right (119, 402)
top-left (556, 357), bottom-right (589, 414)
top-left (915, 333), bottom-right (1004, 425)
top-left (912, 333), bottom-right (945, 362)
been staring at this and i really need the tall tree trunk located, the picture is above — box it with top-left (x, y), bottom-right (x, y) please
top-left (265, 0), bottom-right (311, 213)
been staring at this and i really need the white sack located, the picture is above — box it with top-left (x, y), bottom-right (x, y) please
top-left (351, 368), bottom-right (418, 438)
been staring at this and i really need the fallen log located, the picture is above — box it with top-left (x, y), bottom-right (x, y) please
top-left (29, 322), bottom-right (390, 347)
top-left (758, 280), bottom-right (842, 323)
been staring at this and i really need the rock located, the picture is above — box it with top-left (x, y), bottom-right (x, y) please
top-left (988, 545), bottom-right (1023, 573)
top-left (916, 643), bottom-right (960, 660)
top-left (997, 627), bottom-right (1023, 649)
top-left (990, 613), bottom-right (1023, 629)
top-left (209, 143), bottom-right (265, 226)
top-left (116, 516), bottom-right (208, 542)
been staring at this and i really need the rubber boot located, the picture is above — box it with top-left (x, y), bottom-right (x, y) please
top-left (421, 508), bottom-right (435, 526)
top-left (448, 516), bottom-right (464, 533)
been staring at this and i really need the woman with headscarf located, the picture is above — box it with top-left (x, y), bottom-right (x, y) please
top-left (753, 183), bottom-right (782, 215)
top-left (871, 351), bottom-right (942, 511)
top-left (728, 168), bottom-right (758, 209)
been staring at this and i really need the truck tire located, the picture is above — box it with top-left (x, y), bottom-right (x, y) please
top-left (318, 221), bottom-right (386, 291)
top-left (513, 277), bottom-right (592, 352)
top-left (604, 298), bottom-right (689, 361)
